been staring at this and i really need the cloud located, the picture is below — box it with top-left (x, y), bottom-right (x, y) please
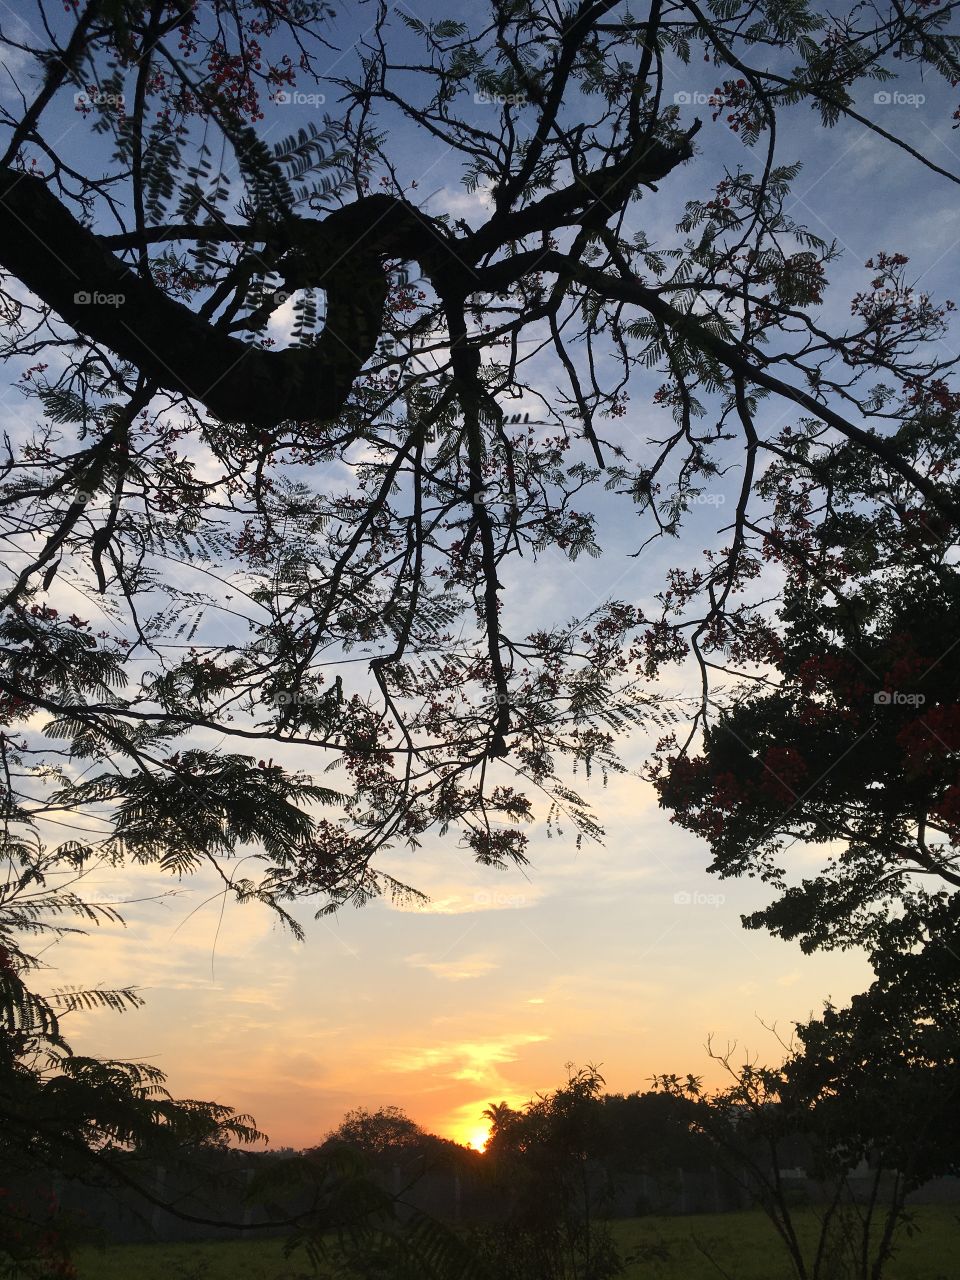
top-left (386, 1033), bottom-right (548, 1085)
top-left (386, 882), bottom-right (543, 915)
top-left (405, 951), bottom-right (499, 981)
top-left (777, 972), bottom-right (803, 987)
top-left (425, 183), bottom-right (493, 222)
top-left (40, 861), bottom-right (280, 1003)
top-left (0, 47), bottom-right (40, 107)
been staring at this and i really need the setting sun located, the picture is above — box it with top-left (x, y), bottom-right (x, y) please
top-left (466, 1127), bottom-right (491, 1153)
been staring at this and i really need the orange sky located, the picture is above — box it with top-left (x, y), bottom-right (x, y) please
top-left (51, 764), bottom-right (871, 1150)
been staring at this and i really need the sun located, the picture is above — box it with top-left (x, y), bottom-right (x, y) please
top-left (466, 1126), bottom-right (490, 1153)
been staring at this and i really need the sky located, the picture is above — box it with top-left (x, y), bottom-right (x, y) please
top-left (4, 1), bottom-right (960, 1151)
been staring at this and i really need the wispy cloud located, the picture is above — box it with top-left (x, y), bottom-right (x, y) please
top-left (405, 951), bottom-right (499, 981)
top-left (386, 1033), bottom-right (548, 1085)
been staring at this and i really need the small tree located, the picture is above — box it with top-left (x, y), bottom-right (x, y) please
top-left (655, 952), bottom-right (960, 1280)
top-left (327, 1106), bottom-right (427, 1161)
top-left (0, 891), bottom-right (263, 1279)
top-left (477, 1065), bottom-right (627, 1280)
top-left (319, 1103), bottom-right (472, 1190)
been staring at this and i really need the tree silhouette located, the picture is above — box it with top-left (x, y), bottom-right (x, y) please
top-left (650, 386), bottom-right (960, 958)
top-left (1, 0), bottom-right (958, 910)
top-left (479, 1065), bottom-right (625, 1280)
top-left (656, 969), bottom-right (960, 1280)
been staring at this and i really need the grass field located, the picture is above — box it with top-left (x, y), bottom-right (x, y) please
top-left (74, 1206), bottom-right (960, 1279)
top-left (611, 1207), bottom-right (959, 1278)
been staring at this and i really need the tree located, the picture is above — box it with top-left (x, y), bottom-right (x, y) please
top-left (479, 1065), bottom-right (627, 1280)
top-left (319, 1103), bottom-right (469, 1179)
top-left (326, 1105), bottom-right (428, 1160)
top-left (2, 0), bottom-right (959, 910)
top-left (785, 896), bottom-right (960, 1204)
top-left (596, 1089), bottom-right (708, 1188)
top-left (0, 899), bottom-right (263, 1279)
top-left (3, 0), bottom-right (960, 1262)
top-left (649, 383), bottom-right (960, 958)
top-left (655, 953), bottom-right (960, 1280)
top-left (647, 364), bottom-right (960, 1270)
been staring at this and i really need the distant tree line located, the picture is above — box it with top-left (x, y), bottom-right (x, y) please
top-left (18, 1056), bottom-right (958, 1280)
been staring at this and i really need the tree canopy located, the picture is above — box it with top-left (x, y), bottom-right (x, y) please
top-left (1, 0), bottom-right (958, 915)
top-left (650, 408), bottom-right (960, 955)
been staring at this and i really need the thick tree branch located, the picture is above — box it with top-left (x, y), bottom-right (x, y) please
top-left (0, 127), bottom-right (695, 430)
top-left (0, 171), bottom-right (449, 426)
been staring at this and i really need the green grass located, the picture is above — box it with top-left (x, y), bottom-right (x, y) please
top-left (73, 1236), bottom-right (312, 1280)
top-left (73, 1206), bottom-right (960, 1279)
top-left (610, 1206), bottom-right (960, 1278)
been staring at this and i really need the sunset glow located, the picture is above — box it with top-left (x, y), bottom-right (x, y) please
top-left (466, 1127), bottom-right (491, 1152)
top-left (50, 804), bottom-right (874, 1150)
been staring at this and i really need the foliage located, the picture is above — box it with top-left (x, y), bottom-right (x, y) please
top-left (249, 1140), bottom-right (490, 1280)
top-left (785, 902), bottom-right (960, 1197)
top-left (595, 1091), bottom-right (710, 1186)
top-left (0, 905), bottom-right (264, 1279)
top-left (317, 1104), bottom-right (472, 1182)
top-left (477, 1065), bottom-right (631, 1280)
top-left (0, 0), bottom-right (958, 920)
top-left (654, 982), bottom-right (960, 1280)
top-left (324, 1105), bottom-right (427, 1157)
top-left (650, 407), bottom-right (960, 959)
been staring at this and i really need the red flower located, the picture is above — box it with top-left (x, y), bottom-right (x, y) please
top-left (759, 746), bottom-right (808, 805)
